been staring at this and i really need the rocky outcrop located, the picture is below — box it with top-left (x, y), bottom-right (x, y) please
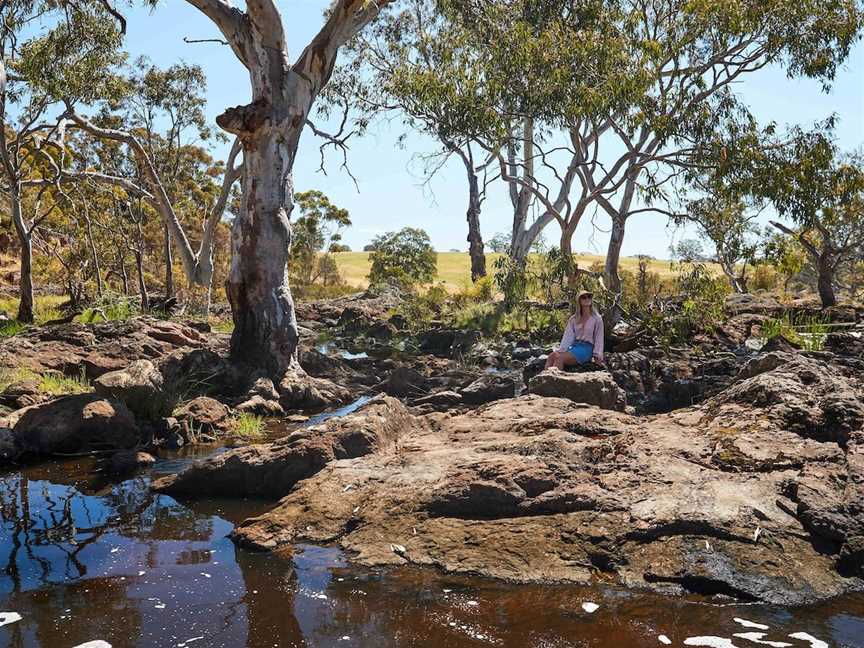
top-left (155, 351), bottom-right (864, 605)
top-left (278, 367), bottom-right (351, 411)
top-left (528, 368), bottom-right (627, 411)
top-left (152, 395), bottom-right (411, 500)
top-left (94, 360), bottom-right (168, 418)
top-left (13, 394), bottom-right (140, 455)
top-left (0, 318), bottom-right (218, 379)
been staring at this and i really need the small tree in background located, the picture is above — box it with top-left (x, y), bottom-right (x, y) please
top-left (367, 227), bottom-right (437, 290)
top-left (289, 190), bottom-right (351, 297)
top-left (743, 125), bottom-right (864, 307)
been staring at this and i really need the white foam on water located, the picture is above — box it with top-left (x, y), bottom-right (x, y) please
top-left (787, 633), bottom-right (828, 648)
top-left (581, 602), bottom-right (600, 613)
top-left (684, 637), bottom-right (741, 648)
top-left (0, 613), bottom-right (21, 628)
top-left (658, 635), bottom-right (672, 645)
top-left (734, 619), bottom-right (770, 630)
top-left (72, 642), bottom-right (112, 648)
top-left (733, 632), bottom-right (792, 647)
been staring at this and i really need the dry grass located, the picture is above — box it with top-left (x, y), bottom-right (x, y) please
top-left (334, 251), bottom-right (717, 293)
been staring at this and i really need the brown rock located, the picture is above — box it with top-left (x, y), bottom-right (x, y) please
top-left (107, 450), bottom-right (156, 475)
top-left (528, 368), bottom-right (627, 411)
top-left (153, 394), bottom-right (410, 499)
top-left (278, 367), bottom-right (351, 410)
top-left (94, 360), bottom-right (167, 418)
top-left (13, 394), bottom-right (139, 455)
top-left (174, 396), bottom-right (232, 435)
top-left (459, 373), bottom-right (516, 405)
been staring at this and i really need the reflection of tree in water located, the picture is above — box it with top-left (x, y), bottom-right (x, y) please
top-left (0, 468), bottom-right (212, 593)
top-left (235, 548), bottom-right (307, 648)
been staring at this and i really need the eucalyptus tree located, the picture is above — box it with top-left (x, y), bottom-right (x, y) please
top-left (327, 0), bottom-right (507, 281)
top-left (124, 58), bottom-right (214, 301)
top-left (445, 0), bottom-right (862, 321)
top-left (121, 0), bottom-right (391, 375)
top-left (747, 126), bottom-right (864, 307)
top-left (63, 99), bottom-right (242, 313)
top-left (0, 0), bottom-right (124, 322)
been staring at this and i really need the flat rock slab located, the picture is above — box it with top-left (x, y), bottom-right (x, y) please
top-left (153, 351), bottom-right (864, 605)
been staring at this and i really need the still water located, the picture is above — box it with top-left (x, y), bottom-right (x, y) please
top-left (0, 455), bottom-right (862, 648)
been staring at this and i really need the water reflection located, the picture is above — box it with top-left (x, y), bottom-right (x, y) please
top-left (0, 459), bottom-right (862, 648)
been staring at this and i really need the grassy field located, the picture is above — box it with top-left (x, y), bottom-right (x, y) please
top-left (334, 251), bottom-right (702, 292)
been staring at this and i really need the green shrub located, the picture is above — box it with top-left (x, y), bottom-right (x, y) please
top-left (39, 369), bottom-right (91, 396)
top-left (0, 320), bottom-right (26, 338)
top-left (368, 228), bottom-right (437, 290)
top-left (643, 262), bottom-right (730, 348)
top-left (762, 312), bottom-right (829, 351)
top-left (80, 294), bottom-right (138, 323)
top-left (233, 412), bottom-right (265, 438)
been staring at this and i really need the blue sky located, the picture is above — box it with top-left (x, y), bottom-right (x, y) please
top-left (123, 1), bottom-right (864, 258)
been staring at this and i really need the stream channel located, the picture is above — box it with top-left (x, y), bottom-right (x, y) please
top-left (0, 399), bottom-right (862, 648)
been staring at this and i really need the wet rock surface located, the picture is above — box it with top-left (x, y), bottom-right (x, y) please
top-left (158, 349), bottom-right (864, 605)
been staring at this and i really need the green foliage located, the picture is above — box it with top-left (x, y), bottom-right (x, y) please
top-left (763, 233), bottom-right (807, 292)
top-left (642, 262), bottom-right (730, 348)
top-left (395, 283), bottom-right (449, 332)
top-left (0, 320), bottom-right (26, 338)
top-left (487, 233), bottom-right (511, 254)
top-left (233, 412), bottom-right (265, 439)
top-left (368, 228), bottom-right (437, 289)
top-left (39, 369), bottom-right (91, 396)
top-left (11, 3), bottom-right (126, 104)
top-left (80, 294), bottom-right (138, 323)
top-left (761, 313), bottom-right (830, 351)
top-left (290, 190), bottom-right (352, 299)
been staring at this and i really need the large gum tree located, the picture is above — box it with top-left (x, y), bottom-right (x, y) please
top-left (156, 0), bottom-right (389, 375)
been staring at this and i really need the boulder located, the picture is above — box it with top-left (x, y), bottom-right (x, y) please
top-left (528, 368), bottom-right (627, 411)
top-left (0, 380), bottom-right (48, 410)
top-left (106, 450), bottom-right (156, 476)
top-left (382, 366), bottom-right (429, 397)
top-left (459, 373), bottom-right (517, 405)
top-left (279, 368), bottom-right (351, 410)
top-left (94, 360), bottom-right (168, 418)
top-left (13, 394), bottom-right (139, 455)
top-left (174, 396), bottom-right (232, 435)
top-left (417, 329), bottom-right (456, 356)
top-left (236, 395), bottom-right (285, 417)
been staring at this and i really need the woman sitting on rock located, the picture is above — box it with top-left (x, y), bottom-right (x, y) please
top-left (545, 290), bottom-right (605, 370)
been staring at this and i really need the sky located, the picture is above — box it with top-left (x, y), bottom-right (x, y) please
top-left (118, 1), bottom-right (864, 258)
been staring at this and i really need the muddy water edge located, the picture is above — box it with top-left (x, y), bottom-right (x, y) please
top-left (0, 452), bottom-right (862, 648)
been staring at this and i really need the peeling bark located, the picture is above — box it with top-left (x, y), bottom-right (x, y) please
top-left (180, 0), bottom-right (390, 375)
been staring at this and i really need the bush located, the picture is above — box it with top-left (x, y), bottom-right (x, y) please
top-left (750, 264), bottom-right (779, 292)
top-left (643, 262), bottom-right (729, 348)
top-left (395, 283), bottom-right (448, 331)
top-left (367, 228), bottom-right (437, 290)
top-left (761, 313), bottom-right (829, 351)
top-left (233, 412), bottom-right (265, 438)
